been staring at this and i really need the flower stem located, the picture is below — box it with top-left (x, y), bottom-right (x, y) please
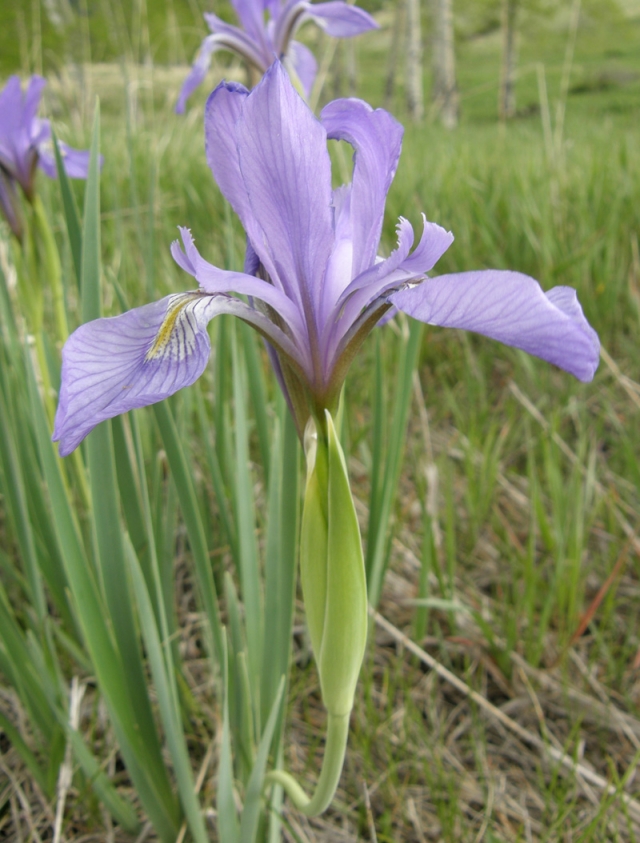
top-left (264, 711), bottom-right (349, 817)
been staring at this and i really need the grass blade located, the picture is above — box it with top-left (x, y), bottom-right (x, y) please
top-left (231, 328), bottom-right (263, 691)
top-left (126, 539), bottom-right (209, 843)
top-left (154, 400), bottom-right (224, 665)
top-left (261, 404), bottom-right (299, 727)
top-left (52, 130), bottom-right (82, 290)
top-left (366, 320), bottom-right (423, 607)
top-left (217, 633), bottom-right (240, 843)
top-left (239, 677), bottom-right (285, 843)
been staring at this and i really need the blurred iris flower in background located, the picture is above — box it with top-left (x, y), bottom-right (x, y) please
top-left (175, 0), bottom-right (378, 112)
top-left (54, 62), bottom-right (599, 457)
top-left (0, 75), bottom-right (92, 241)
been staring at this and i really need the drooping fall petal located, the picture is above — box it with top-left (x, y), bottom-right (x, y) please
top-left (392, 269), bottom-right (600, 382)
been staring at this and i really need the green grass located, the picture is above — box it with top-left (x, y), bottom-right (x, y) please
top-left (2, 1), bottom-right (640, 841)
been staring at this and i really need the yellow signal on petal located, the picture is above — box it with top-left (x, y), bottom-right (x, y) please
top-left (145, 292), bottom-right (207, 362)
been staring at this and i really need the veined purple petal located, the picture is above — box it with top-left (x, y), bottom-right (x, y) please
top-left (53, 293), bottom-right (225, 456)
top-left (321, 184), bottom-right (353, 312)
top-left (236, 62), bottom-right (334, 322)
top-left (324, 216), bottom-right (416, 364)
top-left (335, 216), bottom-right (416, 314)
top-left (204, 81), bottom-right (251, 222)
top-left (172, 226), bottom-right (309, 345)
top-left (398, 214), bottom-right (454, 275)
top-left (338, 216), bottom-right (453, 322)
top-left (305, 1), bottom-right (378, 37)
top-left (325, 217), bottom-right (454, 370)
top-left (321, 97), bottom-right (403, 278)
top-left (391, 269), bottom-right (600, 382)
top-left (53, 289), bottom-right (307, 455)
top-left (286, 39), bottom-right (317, 96)
top-left (205, 79), bottom-right (292, 299)
top-left (244, 237), bottom-right (261, 275)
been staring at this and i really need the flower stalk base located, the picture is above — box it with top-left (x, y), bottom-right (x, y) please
top-left (264, 712), bottom-right (349, 817)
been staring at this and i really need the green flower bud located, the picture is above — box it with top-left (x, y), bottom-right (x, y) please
top-left (300, 411), bottom-right (368, 717)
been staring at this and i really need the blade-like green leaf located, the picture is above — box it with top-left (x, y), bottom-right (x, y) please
top-left (154, 400), bottom-right (224, 665)
top-left (217, 633), bottom-right (240, 843)
top-left (366, 320), bottom-right (423, 607)
top-left (261, 404), bottom-right (299, 728)
top-left (240, 321), bottom-right (271, 481)
top-left (0, 385), bottom-right (46, 620)
top-left (27, 347), bottom-right (178, 840)
top-left (81, 103), bottom-right (102, 325)
top-left (52, 130), bottom-right (82, 290)
top-left (195, 388), bottom-right (238, 561)
top-left (0, 709), bottom-right (48, 794)
top-left (239, 678), bottom-right (285, 843)
top-left (126, 539), bottom-right (209, 843)
top-left (231, 329), bottom-right (263, 690)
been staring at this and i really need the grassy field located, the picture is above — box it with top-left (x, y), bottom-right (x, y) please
top-left (2, 1), bottom-right (640, 841)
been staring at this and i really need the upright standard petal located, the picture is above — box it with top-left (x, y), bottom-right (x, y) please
top-left (335, 216), bottom-right (454, 332)
top-left (321, 98), bottom-right (403, 279)
top-left (0, 76), bottom-right (24, 140)
top-left (236, 63), bottom-right (334, 321)
top-left (204, 80), bottom-right (292, 300)
top-left (53, 293), bottom-right (226, 456)
top-left (391, 270), bottom-right (600, 382)
top-left (0, 76), bottom-right (46, 181)
top-left (0, 76), bottom-right (43, 193)
top-left (204, 81), bottom-right (251, 223)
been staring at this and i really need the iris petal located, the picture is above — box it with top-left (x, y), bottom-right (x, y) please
top-left (305, 1), bottom-right (378, 36)
top-left (392, 269), bottom-right (600, 382)
top-left (53, 293), bottom-right (224, 456)
top-left (236, 63), bottom-right (334, 318)
top-left (321, 97), bottom-right (403, 279)
top-left (53, 289), bottom-right (307, 456)
top-left (172, 226), bottom-right (308, 343)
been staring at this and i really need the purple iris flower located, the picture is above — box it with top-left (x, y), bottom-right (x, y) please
top-left (0, 75), bottom-right (92, 240)
top-left (53, 63), bottom-right (599, 457)
top-left (175, 0), bottom-right (377, 113)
